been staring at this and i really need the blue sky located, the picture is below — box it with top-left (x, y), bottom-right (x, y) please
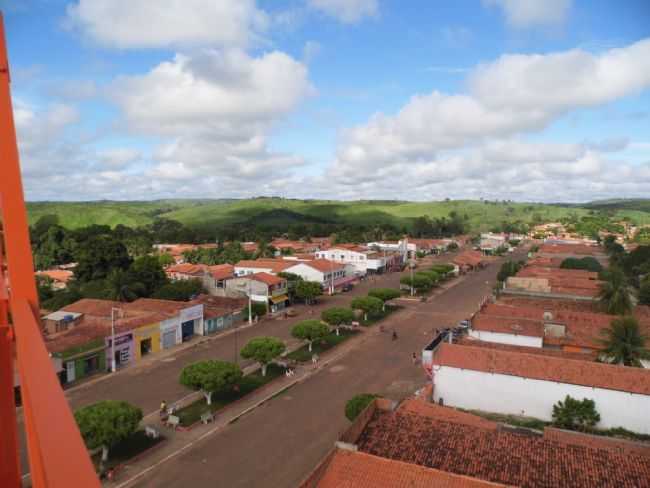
top-left (4, 0), bottom-right (650, 202)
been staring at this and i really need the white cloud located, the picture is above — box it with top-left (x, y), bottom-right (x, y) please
top-left (483, 0), bottom-right (572, 28)
top-left (66, 0), bottom-right (268, 49)
top-left (307, 0), bottom-right (378, 23)
top-left (98, 148), bottom-right (141, 168)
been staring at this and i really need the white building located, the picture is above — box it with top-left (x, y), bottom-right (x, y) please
top-left (468, 314), bottom-right (544, 348)
top-left (479, 233), bottom-right (507, 253)
top-left (284, 260), bottom-right (354, 293)
top-left (233, 259), bottom-right (294, 276)
top-left (315, 245), bottom-right (386, 275)
top-left (432, 343), bottom-right (650, 434)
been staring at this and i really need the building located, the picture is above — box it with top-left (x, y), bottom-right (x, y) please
top-left (165, 263), bottom-right (235, 296)
top-left (315, 244), bottom-right (387, 275)
top-left (153, 243), bottom-right (219, 264)
top-left (452, 250), bottom-right (486, 273)
top-left (190, 294), bottom-right (245, 334)
top-left (234, 258), bottom-right (295, 276)
top-left (479, 232), bottom-right (507, 253)
top-left (226, 272), bottom-right (289, 313)
top-left (283, 259), bottom-right (353, 293)
top-left (35, 269), bottom-right (74, 290)
top-left (431, 342), bottom-right (650, 434)
top-left (302, 397), bottom-right (650, 487)
top-left (504, 266), bottom-right (602, 300)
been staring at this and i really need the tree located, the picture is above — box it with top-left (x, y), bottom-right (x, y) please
top-left (152, 279), bottom-right (204, 301)
top-left (240, 337), bottom-right (286, 376)
top-left (321, 307), bottom-right (355, 335)
top-left (128, 255), bottom-right (168, 296)
top-left (157, 253), bottom-right (175, 267)
top-left (552, 395), bottom-right (600, 432)
top-left (74, 235), bottom-right (132, 282)
top-left (368, 288), bottom-right (400, 311)
top-left (291, 320), bottom-right (330, 352)
top-left (640, 279), bottom-right (650, 306)
top-left (560, 257), bottom-right (603, 273)
top-left (598, 268), bottom-right (633, 315)
top-left (350, 296), bottom-right (383, 321)
top-left (599, 316), bottom-right (649, 367)
top-left (400, 274), bottom-right (433, 294)
top-left (74, 400), bottom-right (142, 465)
top-left (278, 272), bottom-right (303, 302)
top-left (180, 360), bottom-right (242, 405)
top-left (103, 269), bottom-right (144, 302)
top-left (295, 280), bottom-right (322, 305)
top-left (345, 393), bottom-right (378, 421)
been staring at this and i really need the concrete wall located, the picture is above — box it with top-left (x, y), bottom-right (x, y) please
top-left (432, 366), bottom-right (650, 434)
top-left (506, 277), bottom-right (551, 293)
top-left (133, 323), bottom-right (161, 360)
top-left (468, 329), bottom-right (543, 348)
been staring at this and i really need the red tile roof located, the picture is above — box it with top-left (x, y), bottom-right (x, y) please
top-left (235, 259), bottom-right (294, 273)
top-left (539, 243), bottom-right (605, 256)
top-left (453, 251), bottom-right (486, 267)
top-left (191, 294), bottom-right (246, 311)
top-left (456, 337), bottom-right (599, 361)
top-left (166, 263), bottom-right (234, 280)
top-left (434, 342), bottom-right (650, 395)
top-left (356, 401), bottom-right (650, 487)
top-left (125, 298), bottom-right (191, 315)
top-left (291, 259), bottom-right (346, 273)
top-left (312, 449), bottom-right (508, 488)
top-left (35, 269), bottom-right (73, 283)
top-left (543, 427), bottom-right (650, 457)
top-left (249, 272), bottom-right (285, 286)
top-left (62, 298), bottom-right (123, 317)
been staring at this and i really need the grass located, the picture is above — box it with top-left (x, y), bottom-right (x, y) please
top-left (286, 329), bottom-right (359, 362)
top-left (94, 430), bottom-right (164, 473)
top-left (175, 364), bottom-right (285, 427)
top-left (464, 409), bottom-right (650, 442)
top-left (27, 197), bottom-right (650, 232)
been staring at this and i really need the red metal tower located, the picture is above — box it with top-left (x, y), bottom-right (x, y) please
top-left (0, 13), bottom-right (101, 488)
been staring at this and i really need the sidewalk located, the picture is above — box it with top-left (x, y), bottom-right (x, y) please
top-left (109, 326), bottom-right (377, 488)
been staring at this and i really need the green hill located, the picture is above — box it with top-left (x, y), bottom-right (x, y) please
top-left (26, 198), bottom-right (650, 233)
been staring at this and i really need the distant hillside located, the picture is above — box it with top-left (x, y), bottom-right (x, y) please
top-left (581, 199), bottom-right (650, 213)
top-left (25, 198), bottom-right (650, 233)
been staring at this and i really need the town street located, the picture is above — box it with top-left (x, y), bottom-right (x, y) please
top-left (123, 250), bottom-right (526, 488)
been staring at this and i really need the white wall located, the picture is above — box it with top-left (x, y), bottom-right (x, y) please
top-left (432, 366), bottom-right (650, 434)
top-left (315, 249), bottom-right (368, 275)
top-left (234, 265), bottom-right (274, 276)
top-left (468, 330), bottom-right (543, 348)
top-left (284, 263), bottom-right (326, 284)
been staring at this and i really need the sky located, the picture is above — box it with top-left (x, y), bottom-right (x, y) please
top-left (4, 0), bottom-right (650, 203)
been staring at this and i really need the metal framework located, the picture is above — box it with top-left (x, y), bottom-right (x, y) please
top-left (0, 13), bottom-right (100, 487)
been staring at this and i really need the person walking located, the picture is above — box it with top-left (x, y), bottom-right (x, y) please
top-left (412, 352), bottom-right (417, 365)
top-left (392, 330), bottom-right (398, 341)
top-left (159, 400), bottom-right (167, 418)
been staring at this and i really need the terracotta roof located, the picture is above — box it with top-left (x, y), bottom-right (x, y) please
top-left (235, 259), bottom-right (294, 273)
top-left (543, 428), bottom-right (650, 457)
top-left (191, 294), bottom-right (246, 311)
top-left (249, 272), bottom-right (285, 286)
top-left (472, 314), bottom-right (544, 338)
top-left (321, 244), bottom-right (367, 253)
top-left (35, 269), bottom-right (73, 283)
top-left (166, 263), bottom-right (234, 280)
top-left (356, 402), bottom-right (650, 487)
top-left (434, 343), bottom-right (650, 395)
top-left (539, 243), bottom-right (604, 256)
top-left (45, 316), bottom-right (134, 354)
top-left (453, 251), bottom-right (485, 267)
top-left (207, 264), bottom-right (234, 280)
top-left (290, 259), bottom-right (346, 273)
top-left (497, 296), bottom-right (598, 314)
top-left (456, 337), bottom-right (599, 361)
top-left (125, 298), bottom-right (191, 315)
top-left (62, 298), bottom-right (123, 317)
top-left (397, 399), bottom-right (498, 430)
top-left (313, 449), bottom-right (508, 488)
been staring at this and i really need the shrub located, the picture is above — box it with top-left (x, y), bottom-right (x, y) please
top-left (345, 393), bottom-right (378, 421)
top-left (552, 395), bottom-right (600, 432)
top-left (560, 257), bottom-right (603, 273)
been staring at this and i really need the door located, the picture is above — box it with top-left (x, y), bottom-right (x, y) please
top-left (162, 329), bottom-right (176, 349)
top-left (66, 361), bottom-right (75, 383)
top-left (140, 338), bottom-right (152, 357)
top-left (181, 320), bottom-right (194, 342)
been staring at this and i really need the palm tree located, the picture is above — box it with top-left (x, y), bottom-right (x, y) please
top-left (598, 268), bottom-right (633, 315)
top-left (599, 317), bottom-right (649, 367)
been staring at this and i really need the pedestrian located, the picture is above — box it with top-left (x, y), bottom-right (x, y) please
top-left (159, 400), bottom-right (167, 418)
top-left (412, 352), bottom-right (417, 365)
top-left (392, 330), bottom-right (398, 341)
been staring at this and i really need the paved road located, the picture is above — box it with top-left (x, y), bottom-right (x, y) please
top-left (18, 251), bottom-right (458, 477)
top-left (125, 250), bottom-right (527, 488)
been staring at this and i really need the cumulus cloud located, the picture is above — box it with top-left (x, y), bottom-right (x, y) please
top-left (65, 0), bottom-right (268, 49)
top-left (307, 0), bottom-right (378, 23)
top-left (483, 0), bottom-right (572, 28)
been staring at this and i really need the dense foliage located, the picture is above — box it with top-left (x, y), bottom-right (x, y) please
top-left (598, 268), bottom-right (633, 315)
top-left (350, 296), bottom-right (383, 320)
top-left (560, 257), bottom-right (603, 272)
top-left (179, 360), bottom-right (243, 405)
top-left (599, 317), bottom-right (649, 367)
top-left (345, 393), bottom-right (378, 421)
top-left (552, 395), bottom-right (600, 432)
top-left (74, 400), bottom-right (143, 463)
top-left (240, 337), bottom-right (286, 376)
top-left (496, 260), bottom-right (524, 283)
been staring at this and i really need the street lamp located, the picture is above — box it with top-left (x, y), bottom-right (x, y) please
top-left (409, 260), bottom-right (415, 296)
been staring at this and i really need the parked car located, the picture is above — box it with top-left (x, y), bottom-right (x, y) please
top-left (342, 284), bottom-right (354, 292)
top-left (458, 319), bottom-right (470, 329)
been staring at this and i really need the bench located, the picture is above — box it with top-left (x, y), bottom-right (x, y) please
top-left (166, 415), bottom-right (180, 430)
top-left (145, 426), bottom-right (160, 439)
top-left (201, 412), bottom-right (214, 424)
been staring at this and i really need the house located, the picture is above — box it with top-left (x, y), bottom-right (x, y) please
top-left (165, 263), bottom-right (235, 296)
top-left (315, 244), bottom-right (387, 275)
top-left (189, 294), bottom-right (245, 335)
top-left (431, 342), bottom-right (650, 434)
top-left (302, 396), bottom-right (650, 487)
top-left (452, 250), bottom-right (486, 273)
top-left (234, 259), bottom-right (294, 276)
top-left (283, 259), bottom-right (353, 293)
top-left (504, 266), bottom-right (602, 300)
top-left (153, 243), bottom-right (219, 264)
top-left (125, 298), bottom-right (204, 344)
top-left (226, 272), bottom-right (289, 313)
top-left (35, 269), bottom-right (73, 289)
top-left (479, 232), bottom-right (507, 253)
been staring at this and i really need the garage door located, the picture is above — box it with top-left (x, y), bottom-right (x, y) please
top-left (162, 329), bottom-right (176, 349)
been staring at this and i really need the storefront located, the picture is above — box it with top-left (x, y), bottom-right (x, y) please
top-left (160, 316), bottom-right (181, 350)
top-left (133, 321), bottom-right (161, 360)
top-left (180, 304), bottom-right (204, 342)
top-left (105, 331), bottom-right (134, 370)
top-left (269, 294), bottom-right (288, 313)
top-left (204, 311), bottom-right (238, 335)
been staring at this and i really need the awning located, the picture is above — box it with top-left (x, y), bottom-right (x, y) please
top-left (270, 294), bottom-right (289, 304)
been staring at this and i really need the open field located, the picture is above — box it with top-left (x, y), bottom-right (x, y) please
top-left (26, 198), bottom-right (650, 232)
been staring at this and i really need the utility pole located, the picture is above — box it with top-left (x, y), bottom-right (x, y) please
top-left (247, 280), bottom-right (252, 325)
top-left (110, 307), bottom-right (121, 373)
top-left (410, 260), bottom-right (415, 296)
